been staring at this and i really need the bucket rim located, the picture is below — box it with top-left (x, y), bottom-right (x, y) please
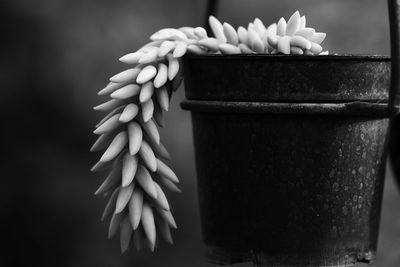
top-left (181, 100), bottom-right (399, 117)
top-left (184, 54), bottom-right (391, 61)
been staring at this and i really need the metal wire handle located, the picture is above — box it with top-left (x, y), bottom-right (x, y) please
top-left (389, 0), bottom-right (400, 108)
top-left (204, 0), bottom-right (217, 34)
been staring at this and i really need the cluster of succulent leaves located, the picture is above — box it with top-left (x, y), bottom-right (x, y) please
top-left (91, 11), bottom-right (327, 253)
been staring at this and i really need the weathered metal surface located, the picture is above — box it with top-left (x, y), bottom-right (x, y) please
top-left (181, 101), bottom-right (397, 117)
top-left (388, 0), bottom-right (400, 107)
top-left (388, 0), bottom-right (400, 187)
top-left (190, 113), bottom-right (388, 267)
top-left (183, 55), bottom-right (391, 103)
top-left (182, 0), bottom-right (400, 266)
top-left (182, 55), bottom-right (392, 267)
top-left (390, 114), bottom-right (400, 186)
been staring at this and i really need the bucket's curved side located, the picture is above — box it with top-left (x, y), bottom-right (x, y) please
top-left (181, 55), bottom-right (391, 266)
top-left (189, 112), bottom-right (389, 267)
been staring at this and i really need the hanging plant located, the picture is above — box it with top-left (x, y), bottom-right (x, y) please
top-left (91, 11), bottom-right (328, 253)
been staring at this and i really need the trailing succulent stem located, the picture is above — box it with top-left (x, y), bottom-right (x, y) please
top-left (91, 11), bottom-right (327, 253)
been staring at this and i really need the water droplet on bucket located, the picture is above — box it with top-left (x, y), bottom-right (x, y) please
top-left (352, 206), bottom-right (358, 215)
top-left (342, 206), bottom-right (348, 215)
top-left (332, 183), bottom-right (339, 192)
top-left (332, 226), bottom-right (338, 237)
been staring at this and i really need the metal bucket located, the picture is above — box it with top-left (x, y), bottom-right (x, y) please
top-left (181, 55), bottom-right (394, 266)
top-left (180, 0), bottom-right (400, 266)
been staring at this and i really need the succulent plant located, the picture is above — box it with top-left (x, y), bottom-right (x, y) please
top-left (91, 11), bottom-right (327, 253)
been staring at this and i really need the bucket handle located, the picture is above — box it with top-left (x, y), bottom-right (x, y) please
top-left (204, 0), bottom-right (400, 108)
top-left (389, 0), bottom-right (400, 108)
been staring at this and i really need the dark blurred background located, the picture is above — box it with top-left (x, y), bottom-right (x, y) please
top-left (2, 0), bottom-right (400, 266)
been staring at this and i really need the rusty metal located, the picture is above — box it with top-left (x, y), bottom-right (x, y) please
top-left (190, 112), bottom-right (388, 267)
top-left (181, 101), bottom-right (396, 117)
top-left (180, 0), bottom-right (400, 266)
top-left (183, 55), bottom-right (391, 103)
top-left (389, 0), bottom-right (400, 184)
top-left (390, 115), bottom-right (400, 187)
top-left (389, 0), bottom-right (400, 107)
top-left (181, 55), bottom-right (393, 267)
